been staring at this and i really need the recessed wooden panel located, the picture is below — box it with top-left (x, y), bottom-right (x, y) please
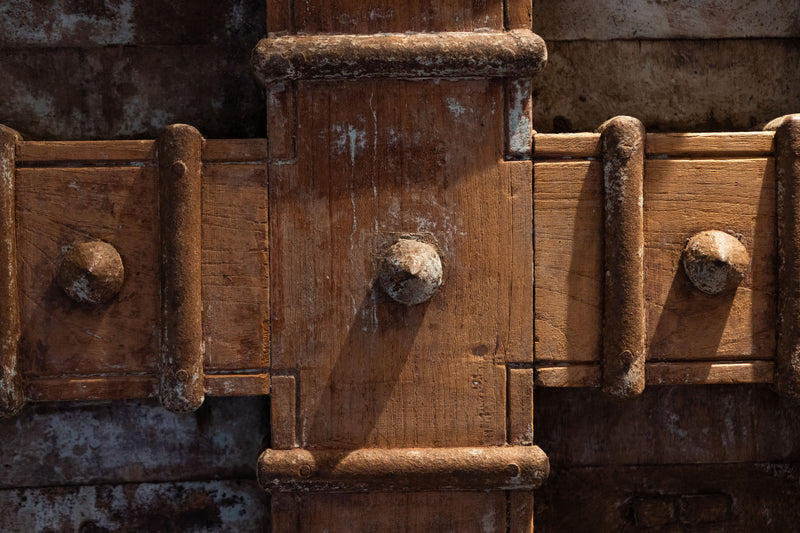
top-left (534, 135), bottom-right (778, 385)
top-left (270, 79), bottom-right (527, 446)
top-left (13, 141), bottom-right (270, 401)
top-left (16, 166), bottom-right (159, 376)
top-left (644, 158), bottom-right (776, 361)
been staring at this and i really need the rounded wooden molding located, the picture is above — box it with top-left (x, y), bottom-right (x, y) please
top-left (379, 238), bottom-right (443, 305)
top-left (57, 240), bottom-right (124, 305)
top-left (682, 230), bottom-right (749, 295)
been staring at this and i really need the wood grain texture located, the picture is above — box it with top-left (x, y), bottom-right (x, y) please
top-left (17, 139), bottom-right (266, 163)
top-left (268, 77), bottom-right (530, 529)
top-left (536, 362), bottom-right (774, 388)
top-left (14, 148), bottom-right (270, 402)
top-left (534, 132), bottom-right (776, 159)
top-left (16, 166), bottom-right (160, 376)
top-left (270, 374), bottom-right (297, 449)
top-left (532, 0), bottom-right (800, 40)
top-left (505, 0), bottom-right (532, 29)
top-left (271, 79), bottom-right (518, 447)
top-left (534, 160), bottom-right (603, 363)
top-left (644, 159), bottom-right (775, 362)
top-left (534, 155), bottom-right (776, 367)
top-left (201, 163), bottom-right (268, 371)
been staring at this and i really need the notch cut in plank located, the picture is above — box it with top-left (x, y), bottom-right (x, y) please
top-left (534, 132), bottom-right (776, 159)
top-left (0, 125), bottom-right (24, 417)
top-left (600, 116), bottom-right (646, 399)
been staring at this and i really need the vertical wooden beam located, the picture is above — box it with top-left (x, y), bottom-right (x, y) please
top-left (157, 124), bottom-right (205, 412)
top-left (508, 367), bottom-right (535, 533)
top-left (270, 374), bottom-right (297, 449)
top-left (769, 114), bottom-right (800, 399)
top-left (0, 125), bottom-right (24, 417)
top-left (599, 116), bottom-right (646, 398)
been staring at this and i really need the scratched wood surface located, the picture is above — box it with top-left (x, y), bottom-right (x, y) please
top-left (268, 77), bottom-right (533, 530)
top-left (268, 0), bottom-right (530, 34)
top-left (14, 140), bottom-right (270, 400)
top-left (534, 134), bottom-right (777, 385)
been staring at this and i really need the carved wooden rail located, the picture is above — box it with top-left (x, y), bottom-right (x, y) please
top-left (534, 114), bottom-right (800, 399)
top-left (0, 125), bottom-right (270, 416)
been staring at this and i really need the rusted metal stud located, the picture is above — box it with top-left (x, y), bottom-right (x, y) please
top-left (378, 238), bottom-right (443, 305)
top-left (0, 125), bottom-right (24, 418)
top-left (157, 124), bottom-right (204, 413)
top-left (767, 114), bottom-right (800, 399)
top-left (682, 230), bottom-right (749, 295)
top-left (57, 240), bottom-right (124, 305)
top-left (258, 446), bottom-right (550, 493)
top-left (251, 30), bottom-right (547, 84)
top-left (599, 116), bottom-right (646, 399)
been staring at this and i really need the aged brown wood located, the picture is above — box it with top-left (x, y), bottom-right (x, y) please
top-left (600, 116), bottom-right (646, 398)
top-left (252, 30), bottom-right (547, 83)
top-left (259, 446), bottom-right (549, 492)
top-left (13, 139), bottom-right (270, 404)
top-left (535, 361), bottom-right (775, 388)
top-left (0, 125), bottom-right (24, 417)
top-left (267, 75), bottom-right (536, 529)
top-left (534, 131), bottom-right (777, 387)
top-left (770, 114), bottom-right (800, 399)
top-left (157, 124), bottom-right (205, 412)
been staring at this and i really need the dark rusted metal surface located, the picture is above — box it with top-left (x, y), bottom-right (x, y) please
top-left (682, 230), bottom-right (749, 295)
top-left (57, 240), bottom-right (125, 305)
top-left (259, 446), bottom-right (549, 492)
top-left (157, 124), bottom-right (204, 413)
top-left (251, 29), bottom-right (547, 83)
top-left (769, 113), bottom-right (800, 400)
top-left (378, 238), bottom-right (443, 305)
top-left (0, 125), bottom-right (23, 418)
top-left (599, 116), bottom-right (646, 399)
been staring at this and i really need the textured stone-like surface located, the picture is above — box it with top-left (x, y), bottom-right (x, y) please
top-left (533, 40), bottom-right (800, 133)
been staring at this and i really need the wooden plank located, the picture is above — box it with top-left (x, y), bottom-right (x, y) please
top-left (534, 132), bottom-right (776, 159)
top-left (508, 367), bottom-right (534, 445)
top-left (17, 140), bottom-right (155, 162)
top-left (0, 480), bottom-right (268, 532)
top-left (201, 163), bottom-right (269, 372)
top-left (646, 132), bottom-right (775, 157)
top-left (644, 158), bottom-right (776, 361)
top-left (266, 83), bottom-right (296, 161)
top-left (16, 166), bottom-right (160, 376)
top-left (293, 1), bottom-right (503, 34)
top-left (646, 361), bottom-right (774, 386)
top-left (269, 78), bottom-right (517, 529)
top-left (536, 362), bottom-right (774, 388)
top-left (533, 133), bottom-right (600, 158)
top-left (26, 376), bottom-right (157, 401)
top-left (533, 40), bottom-right (800, 134)
top-left (505, 0), bottom-right (532, 29)
top-left (17, 139), bottom-right (267, 163)
top-left (534, 160), bottom-right (603, 363)
top-left (270, 374), bottom-right (297, 449)
top-left (204, 374), bottom-right (271, 397)
top-left (532, 0), bottom-right (800, 40)
top-left (535, 365), bottom-right (600, 388)
top-left (203, 139), bottom-right (268, 162)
